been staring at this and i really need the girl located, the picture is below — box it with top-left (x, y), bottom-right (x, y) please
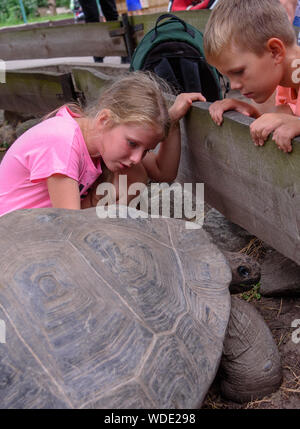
top-left (0, 72), bottom-right (205, 216)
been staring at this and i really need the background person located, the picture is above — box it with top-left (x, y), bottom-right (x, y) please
top-left (126, 0), bottom-right (143, 16)
top-left (78, 0), bottom-right (119, 62)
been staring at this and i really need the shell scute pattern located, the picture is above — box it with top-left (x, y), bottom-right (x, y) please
top-left (0, 208), bottom-right (231, 408)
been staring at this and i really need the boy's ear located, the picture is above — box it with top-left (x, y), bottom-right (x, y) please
top-left (266, 38), bottom-right (286, 64)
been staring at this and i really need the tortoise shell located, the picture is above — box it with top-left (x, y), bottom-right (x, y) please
top-left (0, 207), bottom-right (231, 408)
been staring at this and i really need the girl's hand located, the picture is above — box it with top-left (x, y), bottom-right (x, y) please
top-left (209, 100), bottom-right (229, 126)
top-left (250, 113), bottom-right (300, 151)
top-left (209, 99), bottom-right (260, 126)
top-left (169, 92), bottom-right (206, 123)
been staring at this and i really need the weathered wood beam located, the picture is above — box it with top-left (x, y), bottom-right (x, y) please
top-left (0, 68), bottom-right (121, 115)
top-left (177, 102), bottom-right (300, 265)
top-left (0, 21), bottom-right (127, 60)
top-left (71, 68), bottom-right (115, 105)
top-left (0, 70), bottom-right (77, 115)
top-left (0, 11), bottom-right (210, 62)
top-left (0, 18), bottom-right (76, 33)
top-left (6, 61), bottom-right (129, 75)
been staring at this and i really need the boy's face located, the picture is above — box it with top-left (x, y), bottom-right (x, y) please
top-left (208, 43), bottom-right (282, 103)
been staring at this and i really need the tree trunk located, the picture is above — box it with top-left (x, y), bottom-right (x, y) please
top-left (48, 0), bottom-right (57, 15)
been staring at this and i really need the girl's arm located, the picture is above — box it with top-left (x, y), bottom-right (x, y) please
top-left (142, 92), bottom-right (206, 182)
top-left (47, 174), bottom-right (81, 209)
top-left (142, 121), bottom-right (180, 182)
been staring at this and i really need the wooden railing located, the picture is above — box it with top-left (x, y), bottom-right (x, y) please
top-left (0, 20), bottom-right (127, 61)
top-left (0, 10), bottom-right (210, 61)
top-left (177, 104), bottom-right (300, 266)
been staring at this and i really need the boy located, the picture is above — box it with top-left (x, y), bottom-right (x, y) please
top-left (203, 0), bottom-right (300, 153)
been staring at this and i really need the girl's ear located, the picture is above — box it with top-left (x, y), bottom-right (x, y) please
top-left (95, 109), bottom-right (112, 129)
top-left (266, 38), bottom-right (286, 64)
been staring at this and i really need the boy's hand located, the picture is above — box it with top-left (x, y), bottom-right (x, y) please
top-left (209, 99), bottom-right (259, 126)
top-left (169, 92), bottom-right (206, 123)
top-left (250, 113), bottom-right (284, 147)
top-left (272, 116), bottom-right (300, 153)
top-left (250, 113), bottom-right (300, 152)
top-left (272, 124), bottom-right (295, 153)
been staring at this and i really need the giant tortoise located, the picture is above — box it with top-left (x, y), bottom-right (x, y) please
top-left (0, 207), bottom-right (282, 408)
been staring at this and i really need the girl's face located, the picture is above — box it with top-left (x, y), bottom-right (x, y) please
top-left (89, 119), bottom-right (164, 172)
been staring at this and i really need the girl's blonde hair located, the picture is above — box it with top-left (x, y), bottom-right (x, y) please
top-left (204, 0), bottom-right (296, 60)
top-left (45, 71), bottom-right (173, 139)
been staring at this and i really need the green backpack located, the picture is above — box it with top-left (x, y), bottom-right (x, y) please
top-left (130, 13), bottom-right (223, 101)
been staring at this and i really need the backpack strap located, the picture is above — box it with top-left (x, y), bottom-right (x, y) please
top-left (151, 13), bottom-right (195, 42)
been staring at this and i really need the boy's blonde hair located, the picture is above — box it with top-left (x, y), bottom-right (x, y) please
top-left (204, 0), bottom-right (296, 59)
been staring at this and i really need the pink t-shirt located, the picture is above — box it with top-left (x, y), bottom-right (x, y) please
top-left (0, 106), bottom-right (102, 216)
top-left (275, 86), bottom-right (300, 115)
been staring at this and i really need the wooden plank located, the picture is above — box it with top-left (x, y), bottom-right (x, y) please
top-left (0, 67), bottom-right (125, 115)
top-left (6, 60), bottom-right (129, 75)
top-left (0, 21), bottom-right (127, 61)
top-left (0, 18), bottom-right (77, 34)
top-left (177, 102), bottom-right (300, 265)
top-left (71, 68), bottom-right (115, 105)
top-left (0, 71), bottom-right (77, 115)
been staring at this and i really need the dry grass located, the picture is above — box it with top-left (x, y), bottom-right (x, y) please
top-left (239, 238), bottom-right (266, 261)
top-left (245, 397), bottom-right (273, 409)
top-left (280, 365), bottom-right (300, 394)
